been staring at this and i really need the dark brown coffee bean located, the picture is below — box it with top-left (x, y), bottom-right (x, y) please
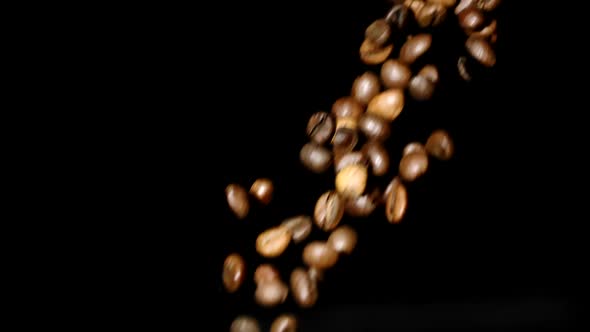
top-left (332, 97), bottom-right (364, 120)
top-left (399, 151), bottom-right (429, 182)
top-left (254, 264), bottom-right (280, 284)
top-left (381, 59), bottom-right (412, 89)
top-left (223, 253), bottom-right (246, 293)
top-left (307, 112), bottom-right (334, 145)
top-left (360, 39), bottom-right (393, 65)
top-left (300, 143), bottom-right (332, 173)
top-left (465, 36), bottom-right (496, 67)
top-left (471, 19), bottom-right (497, 39)
top-left (384, 176), bottom-right (408, 223)
top-left (402, 142), bottom-right (426, 156)
top-left (308, 267), bottom-right (324, 283)
top-left (314, 190), bottom-right (344, 231)
top-left (455, 0), bottom-right (475, 14)
top-left (345, 189), bottom-right (380, 217)
top-left (365, 19), bottom-right (391, 46)
top-left (359, 113), bottom-right (390, 141)
top-left (255, 279), bottom-right (288, 307)
top-left (226, 184), bottom-right (249, 219)
top-left (256, 226), bottom-right (292, 258)
top-left (457, 56), bottom-right (471, 81)
top-left (281, 215), bottom-right (313, 244)
top-left (386, 4), bottom-right (410, 30)
top-left (290, 267), bottom-right (318, 308)
top-left (231, 315), bottom-right (260, 332)
top-left (336, 164), bottom-right (368, 198)
top-left (352, 72), bottom-right (381, 106)
top-left (302, 241), bottom-right (339, 269)
top-left (270, 314), bottom-right (297, 332)
top-left (399, 34), bottom-right (432, 65)
top-left (367, 89), bottom-right (404, 122)
top-left (362, 141), bottom-right (389, 176)
top-left (327, 226), bottom-right (358, 254)
top-left (249, 178), bottom-right (273, 205)
top-left (458, 6), bottom-right (484, 32)
top-left (331, 128), bottom-right (358, 152)
top-left (478, 0), bottom-right (501, 11)
top-left (334, 151), bottom-right (368, 173)
top-left (418, 65), bottom-right (439, 84)
top-left (408, 75), bottom-right (435, 101)
top-left (425, 129), bottom-right (454, 160)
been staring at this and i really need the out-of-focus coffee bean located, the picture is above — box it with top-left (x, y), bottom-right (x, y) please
top-left (365, 19), bottom-right (391, 46)
top-left (408, 75), bottom-right (435, 101)
top-left (457, 56), bottom-right (471, 81)
top-left (428, 0), bottom-right (456, 7)
top-left (359, 113), bottom-right (390, 141)
top-left (478, 0), bottom-right (501, 11)
top-left (332, 128), bottom-right (359, 152)
top-left (384, 176), bottom-right (408, 223)
top-left (255, 279), bottom-right (289, 307)
top-left (367, 89), bottom-right (404, 122)
top-left (399, 34), bottom-right (432, 65)
top-left (471, 19), bottom-right (497, 39)
top-left (360, 39), bottom-right (393, 65)
top-left (381, 59), bottom-right (412, 89)
top-left (455, 0), bottom-right (475, 14)
top-left (332, 97), bottom-right (364, 120)
top-left (308, 267), bottom-right (324, 283)
top-left (270, 314), bottom-right (297, 332)
top-left (362, 141), bottom-right (389, 176)
top-left (327, 225), bottom-right (358, 254)
top-left (249, 178), bottom-right (273, 205)
top-left (414, 2), bottom-right (447, 27)
top-left (418, 65), bottom-right (439, 84)
top-left (425, 129), bottom-right (454, 160)
top-left (300, 142), bottom-right (332, 173)
top-left (334, 151), bottom-right (368, 173)
top-left (281, 215), bottom-right (313, 244)
top-left (302, 241), bottom-right (339, 269)
top-left (465, 36), bottom-right (496, 67)
top-left (344, 189), bottom-right (380, 217)
top-left (307, 112), bottom-right (334, 145)
top-left (256, 226), bottom-right (292, 258)
top-left (336, 116), bottom-right (358, 130)
top-left (223, 253), bottom-right (246, 293)
top-left (226, 184), bottom-right (249, 219)
top-left (399, 151), bottom-right (429, 182)
top-left (351, 72), bottom-right (381, 106)
top-left (336, 164), bottom-right (368, 198)
top-left (230, 315), bottom-right (260, 332)
top-left (403, 142), bottom-right (426, 156)
top-left (290, 267), bottom-right (318, 308)
top-left (314, 190), bottom-right (345, 231)
top-left (385, 4), bottom-right (411, 30)
top-left (254, 264), bottom-right (280, 284)
top-left (458, 6), bottom-right (485, 32)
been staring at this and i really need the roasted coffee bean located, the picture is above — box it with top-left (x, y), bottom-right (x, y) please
top-left (327, 226), bottom-right (358, 254)
top-left (290, 267), bottom-right (318, 308)
top-left (256, 226), bottom-right (292, 258)
top-left (399, 151), bottom-right (429, 182)
top-left (384, 176), bottom-right (408, 223)
top-left (231, 315), bottom-right (261, 332)
top-left (336, 164), bottom-right (368, 198)
top-left (478, 0), bottom-right (501, 11)
top-left (457, 56), bottom-right (471, 81)
top-left (334, 151), bottom-right (368, 173)
top-left (300, 143), bottom-right (332, 173)
top-left (418, 65), bottom-right (439, 84)
top-left (408, 75), bottom-right (435, 101)
top-left (302, 241), bottom-right (339, 269)
top-left (365, 19), bottom-right (391, 46)
top-left (455, 0), bottom-right (475, 14)
top-left (308, 267), bottom-right (324, 283)
top-left (425, 129), bottom-right (454, 160)
top-left (458, 6), bottom-right (485, 32)
top-left (385, 4), bottom-right (411, 30)
top-left (471, 19), bottom-right (497, 39)
top-left (314, 190), bottom-right (345, 231)
top-left (403, 142), bottom-right (426, 156)
top-left (381, 59), bottom-right (412, 89)
top-left (226, 184), bottom-right (249, 219)
top-left (367, 89), bottom-right (404, 122)
top-left (255, 279), bottom-right (289, 307)
top-left (351, 72), bottom-right (381, 106)
top-left (332, 97), bottom-right (364, 120)
top-left (254, 264), bottom-right (280, 284)
top-left (250, 178), bottom-right (273, 205)
top-left (359, 113), bottom-right (390, 141)
top-left (223, 253), bottom-right (246, 293)
top-left (414, 2), bottom-right (447, 27)
top-left (360, 39), bottom-right (393, 65)
top-left (307, 112), bottom-right (334, 145)
top-left (270, 314), bottom-right (297, 332)
top-left (399, 34), bottom-right (432, 65)
top-left (428, 0), bottom-right (456, 6)
top-left (362, 141), bottom-right (389, 176)
top-left (331, 127), bottom-right (358, 152)
top-left (345, 189), bottom-right (380, 217)
top-left (281, 215), bottom-right (313, 244)
top-left (336, 116), bottom-right (357, 130)
top-left (466, 36), bottom-right (496, 67)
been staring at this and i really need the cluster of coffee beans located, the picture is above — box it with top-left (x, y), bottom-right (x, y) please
top-left (224, 1), bottom-right (500, 331)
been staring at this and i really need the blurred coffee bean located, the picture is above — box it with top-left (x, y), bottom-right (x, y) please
top-left (231, 315), bottom-right (260, 332)
top-left (334, 151), bottom-right (368, 173)
top-left (418, 65), bottom-right (439, 84)
top-left (249, 178), bottom-right (273, 205)
top-left (466, 36), bottom-right (496, 67)
top-left (254, 264), bottom-right (280, 284)
top-left (408, 75), bottom-right (435, 101)
top-left (307, 112), bottom-right (334, 145)
top-left (385, 4), bottom-right (411, 30)
top-left (425, 129), bottom-right (454, 160)
top-left (414, 2), bottom-right (447, 27)
top-left (255, 279), bottom-right (289, 307)
top-left (399, 151), bottom-right (429, 182)
top-left (336, 164), bottom-right (368, 198)
top-left (281, 215), bottom-right (313, 243)
top-left (300, 142), bottom-right (332, 173)
top-left (336, 116), bottom-right (358, 130)
top-left (290, 267), bottom-right (318, 308)
top-left (367, 89), bottom-right (404, 122)
top-left (471, 19), bottom-right (497, 39)
top-left (331, 127), bottom-right (358, 152)
top-left (455, 0), bottom-right (475, 14)
top-left (302, 241), bottom-right (339, 269)
top-left (478, 0), bottom-right (501, 11)
top-left (256, 226), bottom-right (292, 258)
top-left (344, 189), bottom-right (380, 217)
top-left (225, 184), bottom-right (249, 219)
top-left (403, 142), bottom-right (426, 156)
top-left (359, 113), bottom-right (390, 141)
top-left (365, 19), bottom-right (391, 46)
top-left (327, 225), bottom-right (358, 254)
top-left (360, 39), bottom-right (393, 65)
top-left (384, 176), bottom-right (408, 223)
top-left (270, 314), bottom-right (297, 332)
top-left (399, 34), bottom-right (432, 65)
top-left (314, 190), bottom-right (345, 231)
top-left (428, 0), bottom-right (456, 6)
top-left (332, 97), bottom-right (364, 120)
top-left (381, 59), bottom-right (412, 89)
top-left (223, 253), bottom-right (246, 293)
top-left (308, 267), bottom-right (324, 283)
top-left (458, 6), bottom-right (485, 32)
top-left (351, 72), bottom-right (381, 106)
top-left (457, 56), bottom-right (471, 81)
top-left (362, 141), bottom-right (389, 176)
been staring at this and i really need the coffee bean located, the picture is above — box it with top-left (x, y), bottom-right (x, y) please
top-left (255, 279), bottom-right (289, 307)
top-left (281, 215), bottom-right (313, 244)
top-left (344, 189), bottom-right (380, 217)
top-left (413, 2), bottom-right (447, 28)
top-left (428, 0), bottom-right (456, 6)
top-left (381, 59), bottom-right (412, 89)
top-left (331, 128), bottom-right (358, 152)
top-left (408, 75), bottom-right (435, 101)
top-left (465, 36), bottom-right (496, 67)
top-left (402, 142), bottom-right (426, 156)
top-left (254, 264), bottom-right (280, 284)
top-left (471, 19), bottom-right (497, 39)
top-left (457, 56), bottom-right (471, 81)
top-left (336, 116), bottom-right (358, 130)
top-left (478, 0), bottom-right (501, 11)
top-left (425, 129), bottom-right (454, 160)
top-left (418, 65), bottom-right (439, 84)
top-left (314, 190), bottom-right (344, 231)
top-left (458, 6), bottom-right (485, 32)
top-left (226, 184), bottom-right (249, 219)
top-left (300, 143), bottom-right (332, 173)
top-left (327, 225), bottom-right (358, 254)
top-left (308, 267), bottom-right (324, 283)
top-left (223, 253), bottom-right (246, 293)
top-left (399, 34), bottom-right (432, 65)
top-left (385, 4), bottom-right (411, 30)
top-left (359, 113), bottom-right (390, 141)
top-left (360, 39), bottom-right (393, 65)
top-left (384, 176), bottom-right (408, 223)
top-left (455, 0), bottom-right (475, 14)
top-left (302, 241), bottom-right (339, 269)
top-left (290, 267), bottom-right (318, 308)
top-left (270, 314), bottom-right (297, 332)
top-left (367, 89), bottom-right (405, 122)
top-left (336, 164), bottom-right (368, 198)
top-left (334, 151), bottom-right (368, 173)
top-left (332, 97), bottom-right (364, 120)
top-left (249, 178), bottom-right (273, 205)
top-left (231, 315), bottom-right (260, 332)
top-left (256, 226), bottom-right (292, 258)
top-left (307, 112), bottom-right (334, 145)
top-left (362, 141), bottom-right (389, 176)
top-left (399, 151), bottom-right (429, 182)
top-left (351, 72), bottom-right (381, 106)
top-left (365, 19), bottom-right (391, 46)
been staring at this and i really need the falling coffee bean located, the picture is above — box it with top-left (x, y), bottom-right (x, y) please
top-left (365, 19), bottom-right (391, 46)
top-left (425, 129), bottom-right (454, 160)
top-left (270, 314), bottom-right (297, 332)
top-left (359, 113), bottom-right (390, 141)
top-left (331, 127), bottom-right (358, 152)
top-left (428, 0), bottom-right (456, 6)
top-left (336, 116), bottom-right (358, 130)
top-left (327, 225), bottom-right (358, 254)
top-left (345, 189), bottom-right (380, 217)
top-left (302, 241), bottom-right (339, 269)
top-left (334, 151), bottom-right (368, 173)
top-left (367, 89), bottom-right (405, 122)
top-left (381, 59), bottom-right (412, 89)
top-left (399, 34), bottom-right (432, 65)
top-left (413, 2), bottom-right (447, 28)
top-left (250, 178), bottom-right (273, 205)
top-left (300, 142), bottom-right (332, 173)
top-left (384, 176), bottom-right (408, 223)
top-left (256, 226), bottom-right (292, 258)
top-left (281, 215), bottom-right (313, 244)
top-left (351, 72), bottom-right (381, 106)
top-left (254, 264), bottom-right (281, 285)
top-left (332, 97), bottom-right (364, 120)
top-left (465, 36), bottom-right (496, 67)
top-left (223, 253), bottom-right (246, 293)
top-left (360, 39), bottom-right (393, 65)
top-left (231, 315), bottom-right (261, 332)
top-left (457, 56), bottom-right (471, 81)
top-left (455, 0), bottom-right (475, 14)
top-left (385, 4), bottom-right (411, 30)
top-left (255, 279), bottom-right (289, 307)
top-left (336, 164), bottom-right (368, 198)
top-left (362, 141), bottom-right (390, 176)
top-left (403, 142), bottom-right (426, 156)
top-left (308, 267), bottom-right (324, 283)
top-left (307, 112), bottom-right (334, 145)
top-left (478, 0), bottom-right (501, 11)
top-left (471, 19), bottom-right (497, 39)
top-left (458, 6), bottom-right (485, 32)
top-left (408, 75), bottom-right (435, 101)
top-left (418, 65), bottom-right (439, 84)
top-left (290, 267), bottom-right (318, 308)
top-left (399, 151), bottom-right (429, 182)
top-left (226, 184), bottom-right (249, 219)
top-left (314, 190), bottom-right (344, 231)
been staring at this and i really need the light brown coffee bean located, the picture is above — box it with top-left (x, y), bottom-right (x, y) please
top-left (381, 59), bottom-right (412, 89)
top-left (226, 184), bottom-right (249, 219)
top-left (302, 241), bottom-right (339, 269)
top-left (336, 116), bottom-right (358, 130)
top-left (308, 267), bottom-right (324, 283)
top-left (413, 2), bottom-right (447, 28)
top-left (365, 19), bottom-right (391, 46)
top-left (254, 264), bottom-right (280, 284)
top-left (351, 72), bottom-right (381, 106)
top-left (327, 226), bottom-right (358, 254)
top-left (314, 191), bottom-right (345, 231)
top-left (256, 226), bottom-right (292, 258)
top-left (425, 129), bottom-right (454, 160)
top-left (408, 75), bottom-right (435, 101)
top-left (465, 36), bottom-right (496, 67)
top-left (478, 0), bottom-right (501, 11)
top-left (231, 315), bottom-right (260, 332)
top-left (300, 142), bottom-right (332, 173)
top-left (307, 112), bottom-right (334, 145)
top-left (334, 151), bottom-right (368, 173)
top-left (255, 279), bottom-right (289, 307)
top-left (367, 89), bottom-right (404, 122)
top-left (470, 19), bottom-right (497, 39)
top-left (270, 314), bottom-right (297, 332)
top-left (281, 215), bottom-right (313, 244)
top-left (428, 0), bottom-right (456, 7)
top-left (223, 253), bottom-right (246, 293)
top-left (290, 267), bottom-right (318, 308)
top-left (360, 39), bottom-right (393, 65)
top-left (336, 164), bottom-right (368, 198)
top-left (399, 151), bottom-right (429, 182)
top-left (362, 141), bottom-right (389, 176)
top-left (359, 113), bottom-right (390, 141)
top-left (344, 189), bottom-right (380, 217)
top-left (249, 178), bottom-right (273, 205)
top-left (332, 97), bottom-right (364, 120)
top-left (399, 34), bottom-right (432, 65)
top-left (384, 176), bottom-right (408, 223)
top-left (418, 65), bottom-right (439, 84)
top-left (331, 128), bottom-right (358, 152)
top-left (403, 142), bottom-right (426, 156)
